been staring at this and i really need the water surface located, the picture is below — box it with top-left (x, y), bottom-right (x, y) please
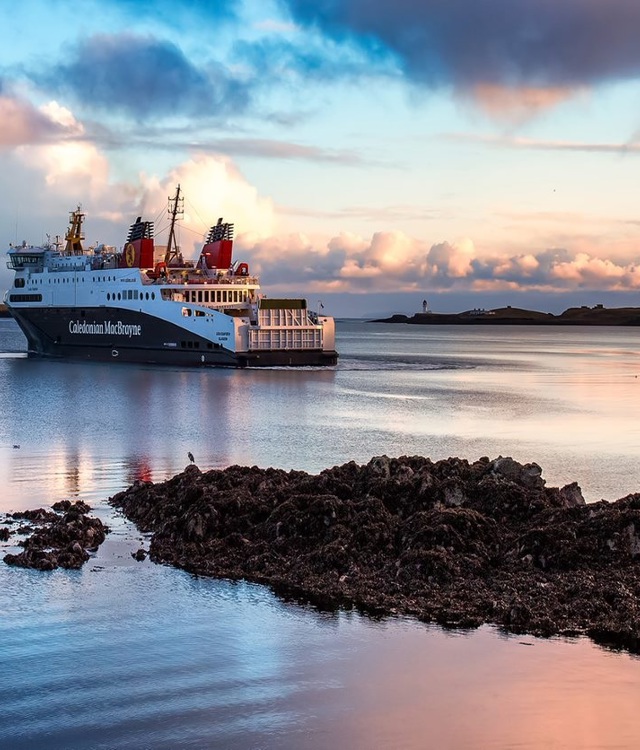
top-left (1, 318), bottom-right (639, 749)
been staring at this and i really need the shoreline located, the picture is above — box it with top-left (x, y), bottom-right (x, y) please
top-left (110, 455), bottom-right (640, 654)
top-left (374, 305), bottom-right (640, 326)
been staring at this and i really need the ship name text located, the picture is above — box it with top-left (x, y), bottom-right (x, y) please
top-left (69, 320), bottom-right (142, 337)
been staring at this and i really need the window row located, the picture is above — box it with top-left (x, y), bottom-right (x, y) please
top-left (107, 290), bottom-right (156, 302)
top-left (9, 294), bottom-right (43, 302)
top-left (183, 289), bottom-right (250, 304)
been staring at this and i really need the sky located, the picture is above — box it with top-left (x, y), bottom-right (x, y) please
top-left (3, 0), bottom-right (640, 317)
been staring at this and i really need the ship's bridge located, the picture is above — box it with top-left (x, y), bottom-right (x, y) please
top-left (7, 248), bottom-right (46, 270)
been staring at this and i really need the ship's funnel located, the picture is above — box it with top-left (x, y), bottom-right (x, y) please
top-left (201, 218), bottom-right (234, 269)
top-left (120, 217), bottom-right (155, 268)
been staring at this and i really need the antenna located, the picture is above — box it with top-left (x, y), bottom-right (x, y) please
top-left (164, 185), bottom-right (185, 266)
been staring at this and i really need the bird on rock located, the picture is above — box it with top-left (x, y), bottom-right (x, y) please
top-left (188, 451), bottom-right (195, 464)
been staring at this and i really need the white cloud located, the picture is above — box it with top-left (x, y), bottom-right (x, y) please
top-left (6, 137), bottom-right (277, 258)
top-left (39, 101), bottom-right (84, 133)
top-left (426, 239), bottom-right (475, 279)
top-left (137, 154), bottom-right (276, 257)
top-left (11, 100), bottom-right (109, 198)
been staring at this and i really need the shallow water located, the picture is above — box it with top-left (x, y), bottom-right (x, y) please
top-left (1, 317), bottom-right (640, 749)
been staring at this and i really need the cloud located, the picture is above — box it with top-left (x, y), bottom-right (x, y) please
top-left (427, 239), bottom-right (475, 279)
top-left (333, 231), bottom-right (428, 288)
top-left (41, 33), bottom-right (249, 120)
top-left (235, 31), bottom-right (394, 86)
top-left (246, 229), bottom-right (431, 292)
top-left (283, 1), bottom-right (640, 104)
top-left (467, 84), bottom-right (581, 120)
top-left (17, 142), bottom-right (111, 199)
top-left (73, 123), bottom-right (366, 164)
top-left (0, 94), bottom-right (75, 148)
top-left (132, 154), bottom-right (277, 257)
top-left (177, 137), bottom-right (364, 164)
top-left (447, 132), bottom-right (640, 154)
top-left (7, 101), bottom-right (111, 200)
top-left (2, 115), bottom-right (277, 257)
top-left (551, 253), bottom-right (628, 284)
top-left (239, 232), bottom-right (348, 288)
top-left (245, 225), bottom-right (640, 296)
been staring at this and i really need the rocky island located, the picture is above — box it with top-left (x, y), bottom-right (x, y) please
top-left (3, 500), bottom-right (109, 570)
top-left (110, 456), bottom-right (640, 653)
top-left (376, 305), bottom-right (640, 326)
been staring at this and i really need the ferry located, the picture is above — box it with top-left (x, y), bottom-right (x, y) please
top-left (3, 186), bottom-right (338, 367)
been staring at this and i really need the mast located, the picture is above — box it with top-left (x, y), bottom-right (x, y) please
top-left (164, 184), bottom-right (184, 266)
top-left (64, 206), bottom-right (85, 255)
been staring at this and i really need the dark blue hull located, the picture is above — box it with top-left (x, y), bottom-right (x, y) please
top-left (9, 306), bottom-right (338, 368)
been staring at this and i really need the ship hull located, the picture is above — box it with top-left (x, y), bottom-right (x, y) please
top-left (8, 306), bottom-right (338, 368)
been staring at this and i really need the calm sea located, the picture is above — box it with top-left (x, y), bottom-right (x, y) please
top-left (1, 317), bottom-right (640, 749)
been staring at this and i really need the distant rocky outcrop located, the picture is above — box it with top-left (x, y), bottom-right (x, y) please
top-left (375, 306), bottom-right (640, 326)
top-left (110, 456), bottom-right (640, 652)
top-left (3, 500), bottom-right (109, 570)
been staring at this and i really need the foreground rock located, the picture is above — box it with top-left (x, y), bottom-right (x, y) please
top-left (110, 456), bottom-right (640, 652)
top-left (3, 500), bottom-right (109, 570)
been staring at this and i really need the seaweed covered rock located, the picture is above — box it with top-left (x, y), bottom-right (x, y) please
top-left (110, 455), bottom-right (640, 651)
top-left (4, 500), bottom-right (109, 570)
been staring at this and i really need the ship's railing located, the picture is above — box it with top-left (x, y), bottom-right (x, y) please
top-left (90, 256), bottom-right (119, 270)
top-left (248, 327), bottom-right (323, 351)
top-left (257, 308), bottom-right (313, 327)
top-left (248, 307), bottom-right (324, 350)
top-left (50, 260), bottom-right (90, 271)
top-left (163, 274), bottom-right (260, 286)
top-left (160, 287), bottom-right (255, 305)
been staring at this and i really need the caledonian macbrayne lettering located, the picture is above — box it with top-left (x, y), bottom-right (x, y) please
top-left (69, 320), bottom-right (142, 337)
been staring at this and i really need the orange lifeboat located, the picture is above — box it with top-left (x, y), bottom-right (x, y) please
top-left (146, 261), bottom-right (168, 280)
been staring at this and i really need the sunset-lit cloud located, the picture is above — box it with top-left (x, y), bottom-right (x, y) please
top-left (469, 85), bottom-right (583, 120)
top-left (13, 102), bottom-right (109, 197)
top-left (0, 94), bottom-right (75, 148)
top-left (244, 229), bottom-right (640, 296)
